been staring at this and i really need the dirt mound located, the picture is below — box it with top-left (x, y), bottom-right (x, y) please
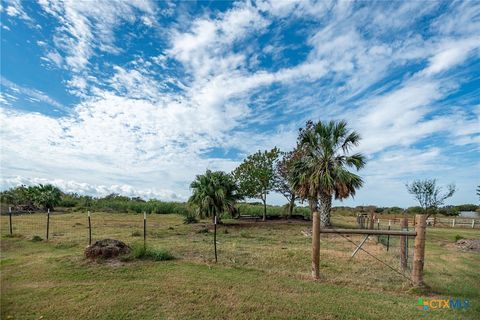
top-left (84, 239), bottom-right (131, 259)
top-left (455, 239), bottom-right (480, 252)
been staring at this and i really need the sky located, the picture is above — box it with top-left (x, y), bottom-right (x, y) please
top-left (0, 0), bottom-right (479, 207)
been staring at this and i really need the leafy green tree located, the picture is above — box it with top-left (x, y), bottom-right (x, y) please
top-left (34, 184), bottom-right (62, 211)
top-left (233, 148), bottom-right (280, 221)
top-left (274, 150), bottom-right (299, 218)
top-left (406, 179), bottom-right (456, 218)
top-left (290, 120), bottom-right (365, 279)
top-left (290, 120), bottom-right (366, 227)
top-left (188, 170), bottom-right (241, 222)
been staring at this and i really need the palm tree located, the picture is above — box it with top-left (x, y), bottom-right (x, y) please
top-left (189, 170), bottom-right (241, 263)
top-left (188, 170), bottom-right (241, 222)
top-left (35, 184), bottom-right (62, 211)
top-left (290, 120), bottom-right (366, 279)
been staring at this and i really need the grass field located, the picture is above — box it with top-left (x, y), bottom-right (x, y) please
top-left (1, 213), bottom-right (479, 319)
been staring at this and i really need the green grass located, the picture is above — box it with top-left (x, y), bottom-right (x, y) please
top-left (128, 243), bottom-right (175, 261)
top-left (1, 213), bottom-right (479, 319)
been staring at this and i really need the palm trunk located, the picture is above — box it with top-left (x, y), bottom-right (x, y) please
top-left (310, 199), bottom-right (320, 279)
top-left (288, 196), bottom-right (295, 218)
top-left (319, 192), bottom-right (332, 228)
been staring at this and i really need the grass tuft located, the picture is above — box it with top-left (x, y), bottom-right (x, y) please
top-left (131, 230), bottom-right (141, 237)
top-left (31, 235), bottom-right (43, 242)
top-left (130, 243), bottom-right (175, 261)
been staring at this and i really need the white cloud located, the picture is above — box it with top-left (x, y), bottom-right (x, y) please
top-left (4, 0), bottom-right (31, 21)
top-left (1, 77), bottom-right (66, 111)
top-left (38, 0), bottom-right (156, 71)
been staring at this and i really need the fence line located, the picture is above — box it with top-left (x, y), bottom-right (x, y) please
top-left (357, 214), bottom-right (479, 229)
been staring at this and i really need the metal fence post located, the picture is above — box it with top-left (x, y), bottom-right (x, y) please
top-left (88, 211), bottom-right (92, 245)
top-left (214, 215), bottom-right (218, 263)
top-left (143, 212), bottom-right (147, 249)
top-left (46, 208), bottom-right (50, 240)
top-left (9, 206), bottom-right (13, 235)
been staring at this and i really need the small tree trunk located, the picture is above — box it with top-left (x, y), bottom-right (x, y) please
top-left (319, 193), bottom-right (332, 228)
top-left (262, 195), bottom-right (267, 221)
top-left (310, 199), bottom-right (320, 280)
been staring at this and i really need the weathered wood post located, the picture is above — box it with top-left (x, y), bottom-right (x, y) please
top-left (46, 208), bottom-right (50, 240)
top-left (412, 214), bottom-right (426, 287)
top-left (312, 208), bottom-right (320, 279)
top-left (369, 211), bottom-right (375, 229)
top-left (400, 217), bottom-right (408, 271)
top-left (387, 220), bottom-right (391, 252)
top-left (9, 206), bottom-right (13, 235)
top-left (472, 219), bottom-right (475, 229)
top-left (88, 211), bottom-right (92, 245)
top-left (214, 214), bottom-right (218, 263)
top-left (143, 212), bottom-right (147, 249)
top-left (452, 218), bottom-right (455, 228)
top-left (432, 216), bottom-right (436, 227)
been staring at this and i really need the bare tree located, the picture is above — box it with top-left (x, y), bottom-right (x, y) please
top-left (406, 179), bottom-right (456, 218)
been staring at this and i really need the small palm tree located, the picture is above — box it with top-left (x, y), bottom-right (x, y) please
top-left (35, 184), bottom-right (62, 211)
top-left (291, 120), bottom-right (366, 279)
top-left (188, 170), bottom-right (241, 222)
top-left (189, 170), bottom-right (241, 263)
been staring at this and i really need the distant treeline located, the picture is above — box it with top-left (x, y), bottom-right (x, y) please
top-left (1, 184), bottom-right (478, 217)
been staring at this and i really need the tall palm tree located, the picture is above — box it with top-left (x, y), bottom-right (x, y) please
top-left (188, 170), bottom-right (241, 222)
top-left (290, 120), bottom-right (366, 279)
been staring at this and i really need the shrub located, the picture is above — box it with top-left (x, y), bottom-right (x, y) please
top-left (455, 234), bottom-right (464, 242)
top-left (31, 235), bottom-right (43, 242)
top-left (183, 212), bottom-right (198, 224)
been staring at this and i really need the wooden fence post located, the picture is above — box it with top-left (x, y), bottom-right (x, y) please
top-left (9, 206), bottom-right (13, 235)
top-left (387, 220), bottom-right (391, 252)
top-left (46, 208), bottom-right (50, 240)
top-left (452, 219), bottom-right (455, 228)
top-left (412, 214), bottom-right (426, 287)
top-left (400, 217), bottom-right (408, 271)
top-left (472, 219), bottom-right (475, 229)
top-left (88, 211), bottom-right (92, 245)
top-left (369, 211), bottom-right (375, 229)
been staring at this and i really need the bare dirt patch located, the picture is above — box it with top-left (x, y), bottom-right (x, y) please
top-left (454, 239), bottom-right (480, 252)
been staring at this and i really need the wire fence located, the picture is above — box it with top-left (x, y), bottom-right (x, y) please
top-left (0, 209), bottom-right (160, 245)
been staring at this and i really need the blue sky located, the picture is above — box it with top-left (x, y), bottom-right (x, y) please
top-left (0, 0), bottom-right (479, 206)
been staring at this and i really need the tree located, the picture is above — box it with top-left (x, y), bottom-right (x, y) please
top-left (274, 150), bottom-right (299, 218)
top-left (233, 148), bottom-right (280, 221)
top-left (406, 179), bottom-right (456, 218)
top-left (34, 184), bottom-right (62, 211)
top-left (477, 185), bottom-right (480, 203)
top-left (188, 170), bottom-right (241, 222)
top-left (290, 120), bottom-right (366, 280)
top-left (189, 170), bottom-right (241, 263)
top-left (291, 120), bottom-right (366, 227)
